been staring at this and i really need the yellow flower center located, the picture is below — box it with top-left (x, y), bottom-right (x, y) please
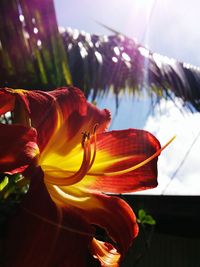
top-left (41, 124), bottom-right (98, 186)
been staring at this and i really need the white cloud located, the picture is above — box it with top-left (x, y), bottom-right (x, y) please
top-left (141, 98), bottom-right (200, 195)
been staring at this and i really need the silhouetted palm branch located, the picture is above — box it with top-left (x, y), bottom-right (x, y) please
top-left (0, 0), bottom-right (72, 89)
top-left (1, 0), bottom-right (200, 112)
top-left (62, 28), bottom-right (200, 111)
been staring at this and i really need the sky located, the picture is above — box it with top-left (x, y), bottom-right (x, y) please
top-left (55, 0), bottom-right (200, 65)
top-left (54, 0), bottom-right (200, 195)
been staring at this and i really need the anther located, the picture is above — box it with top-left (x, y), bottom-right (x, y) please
top-left (93, 123), bottom-right (99, 134)
top-left (81, 131), bottom-right (89, 146)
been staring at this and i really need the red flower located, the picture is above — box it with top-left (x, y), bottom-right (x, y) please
top-left (0, 87), bottom-right (172, 266)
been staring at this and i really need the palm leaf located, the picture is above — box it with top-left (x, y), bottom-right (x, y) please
top-left (0, 0), bottom-right (71, 90)
top-left (0, 0), bottom-right (200, 112)
top-left (62, 28), bottom-right (200, 111)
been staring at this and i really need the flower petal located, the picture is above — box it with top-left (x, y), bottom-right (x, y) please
top-left (0, 89), bottom-right (15, 115)
top-left (90, 238), bottom-right (121, 267)
top-left (0, 87), bottom-right (87, 151)
top-left (5, 170), bottom-right (94, 267)
top-left (85, 129), bottom-right (160, 193)
top-left (39, 102), bottom-right (111, 177)
top-left (0, 124), bottom-right (39, 174)
top-left (1, 87), bottom-right (111, 155)
top-left (36, 92), bottom-right (110, 157)
top-left (47, 184), bottom-right (138, 258)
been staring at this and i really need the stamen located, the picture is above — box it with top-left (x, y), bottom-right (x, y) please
top-left (88, 124), bottom-right (98, 171)
top-left (81, 131), bottom-right (89, 147)
top-left (43, 127), bottom-right (101, 186)
top-left (88, 136), bottom-right (176, 177)
top-left (44, 136), bottom-right (91, 186)
top-left (93, 123), bottom-right (99, 134)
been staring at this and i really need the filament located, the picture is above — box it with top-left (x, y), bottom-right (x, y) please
top-left (44, 127), bottom-right (98, 186)
top-left (88, 136), bottom-right (176, 177)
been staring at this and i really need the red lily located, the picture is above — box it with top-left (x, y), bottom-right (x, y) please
top-left (0, 87), bottom-right (167, 266)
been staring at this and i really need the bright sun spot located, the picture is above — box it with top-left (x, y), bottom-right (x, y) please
top-left (137, 0), bottom-right (155, 9)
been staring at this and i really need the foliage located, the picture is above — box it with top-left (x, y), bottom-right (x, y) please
top-left (62, 28), bottom-right (200, 111)
top-left (137, 209), bottom-right (156, 226)
top-left (0, 0), bottom-right (71, 90)
top-left (0, 0), bottom-right (200, 112)
top-left (0, 173), bottom-right (29, 200)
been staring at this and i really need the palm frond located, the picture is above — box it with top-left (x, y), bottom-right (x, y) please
top-left (62, 28), bottom-right (200, 111)
top-left (0, 0), bottom-right (71, 90)
top-left (0, 0), bottom-right (200, 112)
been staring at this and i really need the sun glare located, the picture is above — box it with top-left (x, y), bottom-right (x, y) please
top-left (137, 0), bottom-right (155, 9)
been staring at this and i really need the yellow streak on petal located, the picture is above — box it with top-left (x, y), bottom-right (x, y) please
top-left (41, 131), bottom-right (97, 186)
top-left (40, 122), bottom-right (98, 187)
top-left (6, 88), bottom-right (27, 95)
top-left (53, 185), bottom-right (90, 203)
top-left (46, 183), bottom-right (99, 210)
top-left (41, 144), bottom-right (83, 170)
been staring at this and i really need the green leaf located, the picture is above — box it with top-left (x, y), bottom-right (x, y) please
top-left (137, 209), bottom-right (156, 226)
top-left (138, 209), bottom-right (146, 220)
top-left (143, 215), bottom-right (156, 225)
top-left (0, 176), bottom-right (8, 191)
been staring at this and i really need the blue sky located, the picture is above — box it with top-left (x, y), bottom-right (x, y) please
top-left (54, 0), bottom-right (200, 195)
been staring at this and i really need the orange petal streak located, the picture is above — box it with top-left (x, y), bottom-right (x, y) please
top-left (90, 238), bottom-right (121, 267)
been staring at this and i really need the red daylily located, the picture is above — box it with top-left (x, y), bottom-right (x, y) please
top-left (0, 87), bottom-right (170, 266)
